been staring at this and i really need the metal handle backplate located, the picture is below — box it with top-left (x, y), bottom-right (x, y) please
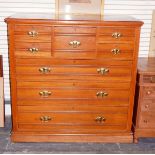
top-left (69, 40), bottom-right (81, 48)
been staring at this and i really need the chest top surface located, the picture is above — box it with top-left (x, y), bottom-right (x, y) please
top-left (138, 57), bottom-right (155, 74)
top-left (5, 13), bottom-right (143, 26)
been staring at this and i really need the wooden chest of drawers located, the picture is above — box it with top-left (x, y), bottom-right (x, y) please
top-left (134, 57), bottom-right (155, 143)
top-left (5, 13), bottom-right (143, 143)
top-left (0, 55), bottom-right (4, 127)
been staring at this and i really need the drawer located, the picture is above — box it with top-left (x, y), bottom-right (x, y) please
top-left (17, 112), bottom-right (127, 126)
top-left (14, 25), bottom-right (52, 34)
top-left (17, 88), bottom-right (129, 100)
top-left (17, 99), bottom-right (129, 107)
top-left (98, 27), bottom-right (135, 36)
top-left (16, 58), bottom-right (133, 67)
top-left (143, 87), bottom-right (155, 99)
top-left (53, 36), bottom-right (96, 50)
top-left (16, 65), bottom-right (131, 77)
top-left (54, 26), bottom-right (96, 34)
top-left (143, 75), bottom-right (155, 84)
top-left (17, 105), bottom-right (128, 113)
top-left (15, 42), bottom-right (51, 57)
top-left (98, 27), bottom-right (135, 42)
top-left (97, 43), bottom-right (134, 59)
top-left (141, 99), bottom-right (155, 112)
top-left (139, 112), bottom-right (155, 128)
top-left (17, 124), bottom-right (127, 133)
top-left (15, 35), bottom-right (51, 42)
top-left (17, 81), bottom-right (130, 89)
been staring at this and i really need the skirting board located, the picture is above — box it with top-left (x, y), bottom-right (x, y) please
top-left (0, 78), bottom-right (4, 127)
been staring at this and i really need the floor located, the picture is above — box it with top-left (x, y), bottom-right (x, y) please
top-left (0, 117), bottom-right (155, 154)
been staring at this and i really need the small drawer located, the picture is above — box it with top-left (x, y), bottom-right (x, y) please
top-left (15, 42), bottom-right (51, 57)
top-left (14, 25), bottom-right (52, 34)
top-left (98, 27), bottom-right (135, 36)
top-left (97, 43), bottom-right (134, 60)
top-left (53, 36), bottom-right (96, 50)
top-left (141, 99), bottom-right (155, 112)
top-left (17, 112), bottom-right (127, 126)
top-left (139, 112), bottom-right (155, 128)
top-left (143, 75), bottom-right (155, 84)
top-left (17, 87), bottom-right (130, 100)
top-left (15, 34), bottom-right (51, 42)
top-left (54, 26), bottom-right (96, 34)
top-left (143, 87), bottom-right (155, 99)
top-left (98, 27), bottom-right (135, 42)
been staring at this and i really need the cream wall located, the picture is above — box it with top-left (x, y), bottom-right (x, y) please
top-left (0, 0), bottom-right (154, 100)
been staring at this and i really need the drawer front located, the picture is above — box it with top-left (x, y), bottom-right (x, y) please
top-left (143, 87), bottom-right (155, 98)
top-left (97, 43), bottom-right (134, 59)
top-left (141, 99), bottom-right (155, 112)
top-left (98, 27), bottom-right (135, 42)
top-left (143, 75), bottom-right (155, 84)
top-left (53, 36), bottom-right (96, 50)
top-left (17, 112), bottom-right (127, 126)
top-left (15, 35), bottom-right (51, 42)
top-left (54, 26), bottom-right (96, 34)
top-left (14, 25), bottom-right (52, 34)
top-left (17, 81), bottom-right (130, 89)
top-left (139, 112), bottom-right (155, 128)
top-left (98, 27), bottom-right (135, 36)
top-left (15, 42), bottom-right (51, 57)
top-left (16, 66), bottom-right (131, 77)
top-left (17, 106), bottom-right (128, 113)
top-left (17, 124), bottom-right (127, 133)
top-left (17, 88), bottom-right (129, 100)
top-left (17, 99), bottom-right (129, 107)
top-left (16, 58), bottom-right (133, 67)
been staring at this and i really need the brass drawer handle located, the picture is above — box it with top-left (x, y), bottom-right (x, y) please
top-left (28, 48), bottom-right (39, 53)
top-left (147, 91), bottom-right (152, 95)
top-left (111, 48), bottom-right (120, 55)
top-left (97, 68), bottom-right (109, 75)
top-left (39, 67), bottom-right (51, 74)
top-left (95, 116), bottom-right (106, 123)
top-left (96, 91), bottom-right (108, 98)
top-left (28, 31), bottom-right (38, 37)
top-left (40, 116), bottom-right (52, 122)
top-left (69, 40), bottom-right (81, 48)
top-left (39, 90), bottom-right (52, 97)
top-left (112, 32), bottom-right (121, 39)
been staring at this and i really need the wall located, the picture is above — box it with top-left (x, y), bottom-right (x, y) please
top-left (0, 0), bottom-right (154, 101)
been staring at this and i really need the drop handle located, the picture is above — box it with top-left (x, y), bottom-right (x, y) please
top-left (28, 48), bottom-right (39, 53)
top-left (95, 116), bottom-right (106, 123)
top-left (112, 32), bottom-right (122, 39)
top-left (97, 68), bottom-right (109, 75)
top-left (40, 116), bottom-right (52, 122)
top-left (28, 31), bottom-right (38, 37)
top-left (39, 67), bottom-right (51, 74)
top-left (39, 91), bottom-right (52, 97)
top-left (69, 40), bottom-right (81, 48)
top-left (96, 91), bottom-right (108, 98)
top-left (111, 48), bottom-right (120, 55)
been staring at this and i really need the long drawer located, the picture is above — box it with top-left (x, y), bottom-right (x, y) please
top-left (17, 112), bottom-right (127, 126)
top-left (16, 65), bottom-right (131, 76)
top-left (17, 88), bottom-right (129, 100)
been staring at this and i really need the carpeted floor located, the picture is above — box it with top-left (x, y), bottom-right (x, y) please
top-left (0, 116), bottom-right (155, 154)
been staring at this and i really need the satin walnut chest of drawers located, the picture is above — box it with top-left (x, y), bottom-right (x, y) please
top-left (5, 13), bottom-right (143, 143)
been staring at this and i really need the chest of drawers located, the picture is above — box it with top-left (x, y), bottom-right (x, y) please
top-left (134, 57), bottom-right (155, 143)
top-left (0, 55), bottom-right (4, 127)
top-left (5, 13), bottom-right (143, 143)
